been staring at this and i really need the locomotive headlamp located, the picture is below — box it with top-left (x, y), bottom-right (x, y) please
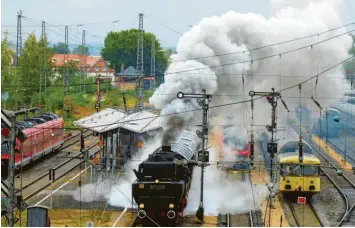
top-left (155, 179), bottom-right (159, 183)
top-left (333, 116), bottom-right (340, 122)
top-left (169, 204), bottom-right (174, 209)
top-left (139, 203), bottom-right (144, 209)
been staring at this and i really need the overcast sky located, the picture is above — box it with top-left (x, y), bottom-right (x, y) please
top-left (1, 0), bottom-right (354, 48)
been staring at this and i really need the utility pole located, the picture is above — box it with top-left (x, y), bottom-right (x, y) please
top-left (96, 78), bottom-right (101, 112)
top-left (40, 21), bottom-right (46, 107)
top-left (81, 30), bottom-right (86, 93)
top-left (16, 10), bottom-right (22, 64)
top-left (177, 89), bottom-right (212, 222)
top-left (7, 115), bottom-right (16, 227)
top-left (63, 25), bottom-right (69, 118)
top-left (150, 35), bottom-right (156, 90)
top-left (135, 13), bottom-right (144, 111)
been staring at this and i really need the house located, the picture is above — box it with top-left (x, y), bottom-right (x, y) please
top-left (50, 54), bottom-right (114, 78)
top-left (112, 64), bottom-right (155, 90)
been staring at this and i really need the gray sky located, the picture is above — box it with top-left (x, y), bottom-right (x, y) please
top-left (1, 0), bottom-right (354, 48)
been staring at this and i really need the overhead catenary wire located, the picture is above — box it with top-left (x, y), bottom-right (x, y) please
top-left (3, 30), bottom-right (354, 91)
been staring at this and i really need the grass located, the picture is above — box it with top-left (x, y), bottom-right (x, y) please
top-left (60, 89), bottom-right (154, 128)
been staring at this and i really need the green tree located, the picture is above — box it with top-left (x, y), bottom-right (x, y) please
top-left (164, 48), bottom-right (176, 58)
top-left (72, 45), bottom-right (90, 55)
top-left (53, 42), bottom-right (70, 54)
top-left (16, 33), bottom-right (54, 106)
top-left (101, 29), bottom-right (168, 82)
top-left (1, 36), bottom-right (22, 110)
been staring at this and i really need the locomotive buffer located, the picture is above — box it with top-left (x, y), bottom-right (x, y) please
top-left (177, 90), bottom-right (212, 222)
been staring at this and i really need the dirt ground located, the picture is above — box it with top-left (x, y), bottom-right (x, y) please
top-left (2, 209), bottom-right (135, 227)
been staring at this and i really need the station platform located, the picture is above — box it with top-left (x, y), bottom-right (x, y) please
top-left (312, 134), bottom-right (353, 170)
top-left (250, 141), bottom-right (290, 227)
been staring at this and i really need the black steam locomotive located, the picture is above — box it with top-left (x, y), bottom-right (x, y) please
top-left (132, 130), bottom-right (201, 226)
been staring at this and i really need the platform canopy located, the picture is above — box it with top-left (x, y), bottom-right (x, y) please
top-left (73, 108), bottom-right (162, 134)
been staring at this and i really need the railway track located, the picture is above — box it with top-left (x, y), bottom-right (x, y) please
top-left (285, 198), bottom-right (322, 227)
top-left (60, 129), bottom-right (91, 151)
top-left (18, 140), bottom-right (100, 201)
top-left (217, 171), bottom-right (263, 227)
top-left (14, 130), bottom-right (94, 187)
top-left (307, 136), bottom-right (355, 226)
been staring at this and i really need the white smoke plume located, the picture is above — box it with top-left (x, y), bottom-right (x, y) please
top-left (72, 133), bottom-right (162, 207)
top-left (185, 148), bottom-right (269, 215)
top-left (150, 0), bottom-right (352, 127)
top-left (148, 0), bottom-right (352, 215)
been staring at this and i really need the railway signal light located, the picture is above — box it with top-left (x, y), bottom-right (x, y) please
top-left (1, 128), bottom-right (10, 137)
top-left (267, 143), bottom-right (277, 153)
top-left (198, 151), bottom-right (209, 162)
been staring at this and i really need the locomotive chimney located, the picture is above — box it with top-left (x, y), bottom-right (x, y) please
top-left (162, 146), bottom-right (171, 152)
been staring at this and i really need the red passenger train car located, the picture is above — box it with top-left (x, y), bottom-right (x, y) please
top-left (1, 112), bottom-right (64, 168)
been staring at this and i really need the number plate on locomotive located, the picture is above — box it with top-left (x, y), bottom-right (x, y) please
top-left (150, 185), bottom-right (165, 190)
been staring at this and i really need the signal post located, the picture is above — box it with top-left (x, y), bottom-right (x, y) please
top-left (177, 89), bottom-right (212, 222)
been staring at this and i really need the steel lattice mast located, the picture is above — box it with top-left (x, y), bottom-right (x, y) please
top-left (136, 13), bottom-right (144, 111)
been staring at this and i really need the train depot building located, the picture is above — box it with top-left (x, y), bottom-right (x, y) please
top-left (73, 108), bottom-right (162, 173)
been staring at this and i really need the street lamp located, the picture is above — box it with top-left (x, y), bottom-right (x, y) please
top-left (112, 20), bottom-right (120, 31)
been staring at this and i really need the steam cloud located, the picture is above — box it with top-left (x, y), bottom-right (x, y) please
top-left (150, 0), bottom-right (352, 127)
top-left (149, 0), bottom-right (352, 215)
top-left (73, 0), bottom-right (352, 217)
top-left (72, 133), bottom-right (162, 207)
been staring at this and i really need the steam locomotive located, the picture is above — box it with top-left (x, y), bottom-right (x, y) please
top-left (132, 130), bottom-right (201, 227)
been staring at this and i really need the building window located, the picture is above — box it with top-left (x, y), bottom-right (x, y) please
top-left (95, 67), bottom-right (99, 72)
top-left (103, 67), bottom-right (106, 72)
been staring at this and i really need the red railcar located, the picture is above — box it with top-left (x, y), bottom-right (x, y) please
top-left (219, 126), bottom-right (250, 171)
top-left (1, 114), bottom-right (64, 168)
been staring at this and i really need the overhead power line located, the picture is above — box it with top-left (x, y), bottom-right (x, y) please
top-left (167, 22), bottom-right (355, 63)
top-left (69, 55), bottom-right (354, 130)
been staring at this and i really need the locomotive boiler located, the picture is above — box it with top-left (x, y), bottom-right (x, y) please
top-left (132, 130), bottom-right (201, 227)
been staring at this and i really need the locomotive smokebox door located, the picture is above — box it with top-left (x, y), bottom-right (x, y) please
top-left (27, 206), bottom-right (50, 227)
top-left (267, 143), bottom-right (278, 153)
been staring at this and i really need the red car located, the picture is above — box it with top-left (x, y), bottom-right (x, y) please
top-left (1, 113), bottom-right (64, 168)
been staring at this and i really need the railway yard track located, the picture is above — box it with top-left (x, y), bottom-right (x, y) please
top-left (284, 197), bottom-right (323, 227)
top-left (217, 172), bottom-right (263, 227)
top-left (308, 136), bottom-right (355, 226)
top-left (218, 211), bottom-right (262, 227)
top-left (11, 130), bottom-right (101, 201)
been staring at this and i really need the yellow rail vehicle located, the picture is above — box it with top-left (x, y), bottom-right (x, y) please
top-left (279, 153), bottom-right (321, 196)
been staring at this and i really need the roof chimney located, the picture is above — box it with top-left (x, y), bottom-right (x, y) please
top-left (121, 63), bottom-right (124, 73)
